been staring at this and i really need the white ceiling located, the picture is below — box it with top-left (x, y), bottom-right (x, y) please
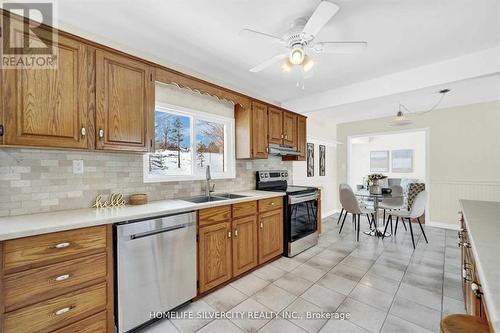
top-left (43, 0), bottom-right (500, 125)
top-left (310, 74), bottom-right (500, 124)
top-left (53, 0), bottom-right (500, 105)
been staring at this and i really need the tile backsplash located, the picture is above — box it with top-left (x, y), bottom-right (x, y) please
top-left (0, 148), bottom-right (292, 217)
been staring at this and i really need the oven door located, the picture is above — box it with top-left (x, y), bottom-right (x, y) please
top-left (288, 192), bottom-right (318, 242)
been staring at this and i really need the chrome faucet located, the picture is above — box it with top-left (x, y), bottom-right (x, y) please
top-left (205, 165), bottom-right (215, 198)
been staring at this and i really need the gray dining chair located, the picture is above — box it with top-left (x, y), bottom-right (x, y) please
top-left (379, 185), bottom-right (407, 234)
top-left (384, 191), bottom-right (428, 249)
top-left (339, 186), bottom-right (376, 241)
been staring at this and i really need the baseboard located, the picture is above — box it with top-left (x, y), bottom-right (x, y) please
top-left (322, 210), bottom-right (337, 219)
top-left (426, 220), bottom-right (460, 230)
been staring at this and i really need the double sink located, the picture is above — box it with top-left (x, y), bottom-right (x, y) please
top-left (182, 193), bottom-right (248, 203)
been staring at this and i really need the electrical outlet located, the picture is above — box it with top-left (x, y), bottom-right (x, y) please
top-left (73, 160), bottom-right (84, 174)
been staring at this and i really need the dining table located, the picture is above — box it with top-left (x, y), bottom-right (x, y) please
top-left (355, 189), bottom-right (405, 237)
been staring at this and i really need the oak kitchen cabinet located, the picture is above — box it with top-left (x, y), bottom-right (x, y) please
top-left (234, 101), bottom-right (269, 159)
top-left (258, 197), bottom-right (283, 264)
top-left (296, 115), bottom-right (307, 161)
top-left (267, 107), bottom-right (298, 148)
top-left (282, 112), bottom-right (297, 148)
top-left (0, 225), bottom-right (114, 333)
top-left (268, 106), bottom-right (283, 145)
top-left (197, 199), bottom-right (281, 294)
top-left (2, 33), bottom-right (89, 149)
top-left (95, 50), bottom-right (153, 152)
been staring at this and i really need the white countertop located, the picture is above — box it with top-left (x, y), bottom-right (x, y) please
top-left (460, 200), bottom-right (500, 332)
top-left (0, 190), bottom-right (285, 241)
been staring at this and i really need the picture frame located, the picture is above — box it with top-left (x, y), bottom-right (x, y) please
top-left (307, 143), bottom-right (314, 177)
top-left (392, 149), bottom-right (413, 173)
top-left (370, 150), bottom-right (389, 172)
top-left (319, 145), bottom-right (326, 176)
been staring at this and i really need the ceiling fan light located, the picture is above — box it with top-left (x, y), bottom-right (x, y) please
top-left (289, 47), bottom-right (305, 65)
top-left (281, 60), bottom-right (292, 73)
top-left (302, 55), bottom-right (314, 72)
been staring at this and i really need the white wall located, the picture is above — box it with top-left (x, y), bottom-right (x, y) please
top-left (349, 131), bottom-right (426, 186)
top-left (337, 100), bottom-right (500, 228)
top-left (292, 117), bottom-right (338, 218)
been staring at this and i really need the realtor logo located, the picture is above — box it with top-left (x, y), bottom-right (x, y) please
top-left (1, 1), bottom-right (58, 69)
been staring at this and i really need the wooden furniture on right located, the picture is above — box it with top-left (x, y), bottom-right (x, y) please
top-left (459, 211), bottom-right (489, 322)
top-left (0, 225), bottom-right (114, 333)
top-left (197, 198), bottom-right (283, 294)
top-left (441, 314), bottom-right (490, 333)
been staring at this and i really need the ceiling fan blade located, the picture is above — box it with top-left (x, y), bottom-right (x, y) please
top-left (302, 1), bottom-right (340, 39)
top-left (313, 41), bottom-right (367, 54)
top-left (249, 53), bottom-right (288, 72)
top-left (239, 28), bottom-right (284, 44)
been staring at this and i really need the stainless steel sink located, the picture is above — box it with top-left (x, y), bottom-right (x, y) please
top-left (181, 193), bottom-right (248, 203)
top-left (212, 193), bottom-right (248, 199)
top-left (182, 195), bottom-right (229, 203)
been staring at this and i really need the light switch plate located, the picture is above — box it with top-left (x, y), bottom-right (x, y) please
top-left (73, 160), bottom-right (84, 174)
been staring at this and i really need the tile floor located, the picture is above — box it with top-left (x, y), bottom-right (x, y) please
top-left (143, 214), bottom-right (465, 333)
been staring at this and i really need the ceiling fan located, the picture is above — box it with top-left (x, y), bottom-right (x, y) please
top-left (240, 1), bottom-right (367, 74)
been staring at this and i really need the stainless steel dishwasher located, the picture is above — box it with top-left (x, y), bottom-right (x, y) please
top-left (115, 211), bottom-right (197, 333)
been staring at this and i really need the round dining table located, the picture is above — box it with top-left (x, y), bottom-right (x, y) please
top-left (355, 189), bottom-right (405, 237)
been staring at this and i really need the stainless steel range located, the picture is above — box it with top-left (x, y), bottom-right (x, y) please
top-left (256, 170), bottom-right (319, 257)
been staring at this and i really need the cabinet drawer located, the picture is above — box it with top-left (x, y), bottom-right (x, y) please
top-left (4, 253), bottom-right (107, 312)
top-left (52, 311), bottom-right (108, 333)
top-left (3, 282), bottom-right (107, 333)
top-left (258, 197), bottom-right (283, 212)
top-left (232, 201), bottom-right (257, 219)
top-left (3, 226), bottom-right (107, 273)
top-left (199, 205), bottom-right (231, 227)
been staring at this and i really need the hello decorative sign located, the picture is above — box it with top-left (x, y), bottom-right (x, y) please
top-left (92, 193), bottom-right (126, 208)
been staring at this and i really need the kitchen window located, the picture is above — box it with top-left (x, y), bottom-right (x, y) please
top-left (144, 103), bottom-right (235, 182)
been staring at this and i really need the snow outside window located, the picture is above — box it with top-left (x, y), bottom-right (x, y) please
top-left (144, 103), bottom-right (235, 182)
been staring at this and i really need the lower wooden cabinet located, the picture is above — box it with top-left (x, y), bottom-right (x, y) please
top-left (198, 221), bottom-right (233, 294)
top-left (0, 225), bottom-right (114, 333)
top-left (232, 215), bottom-right (258, 277)
top-left (197, 199), bottom-right (282, 294)
top-left (258, 209), bottom-right (283, 264)
top-left (459, 213), bottom-right (490, 324)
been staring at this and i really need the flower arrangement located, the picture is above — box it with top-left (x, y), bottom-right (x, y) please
top-left (367, 173), bottom-right (387, 184)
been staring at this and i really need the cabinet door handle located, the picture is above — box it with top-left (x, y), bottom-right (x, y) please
top-left (234, 229), bottom-right (238, 237)
top-left (81, 127), bottom-right (86, 136)
top-left (260, 222), bottom-right (263, 229)
top-left (98, 129), bottom-right (104, 139)
top-left (271, 202), bottom-right (275, 206)
top-left (280, 134), bottom-right (284, 139)
top-left (54, 242), bottom-right (70, 249)
top-left (285, 134), bottom-right (288, 139)
top-left (54, 274), bottom-right (71, 282)
top-left (228, 231), bottom-right (231, 238)
top-left (54, 306), bottom-right (75, 316)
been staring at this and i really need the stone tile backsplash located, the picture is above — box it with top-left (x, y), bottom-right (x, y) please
top-left (0, 148), bottom-right (292, 217)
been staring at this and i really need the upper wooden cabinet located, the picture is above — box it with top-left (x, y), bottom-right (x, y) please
top-left (268, 107), bottom-right (283, 145)
top-left (95, 50), bottom-right (153, 152)
top-left (296, 115), bottom-right (307, 161)
top-left (235, 101), bottom-right (268, 159)
top-left (267, 107), bottom-right (298, 148)
top-left (283, 112), bottom-right (297, 148)
top-left (251, 101), bottom-right (269, 159)
top-left (2, 34), bottom-right (89, 149)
